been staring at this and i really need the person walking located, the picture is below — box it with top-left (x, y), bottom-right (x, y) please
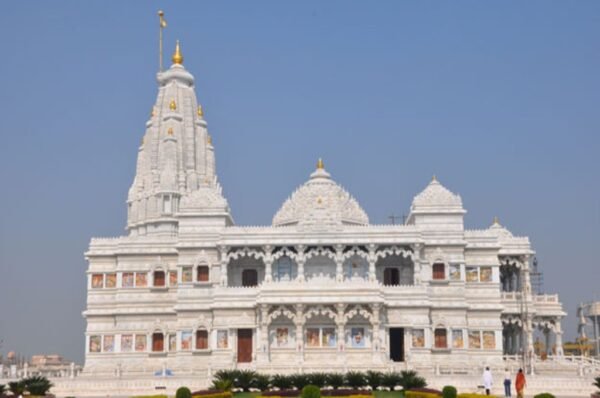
top-left (515, 368), bottom-right (526, 398)
top-left (483, 366), bottom-right (493, 396)
top-left (503, 368), bottom-right (512, 397)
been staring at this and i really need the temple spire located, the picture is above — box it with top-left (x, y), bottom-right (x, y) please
top-left (172, 40), bottom-right (184, 65)
top-left (317, 158), bottom-right (324, 170)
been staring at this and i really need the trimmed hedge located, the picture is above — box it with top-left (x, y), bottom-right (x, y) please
top-left (442, 386), bottom-right (457, 398)
top-left (192, 392), bottom-right (232, 398)
top-left (533, 394), bottom-right (555, 398)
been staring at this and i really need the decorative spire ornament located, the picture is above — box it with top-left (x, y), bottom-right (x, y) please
top-left (317, 158), bottom-right (324, 170)
top-left (167, 127), bottom-right (174, 136)
top-left (172, 40), bottom-right (184, 65)
top-left (432, 174), bottom-right (437, 182)
top-left (493, 216), bottom-right (500, 225)
top-left (169, 99), bottom-right (177, 111)
top-left (197, 105), bottom-right (204, 117)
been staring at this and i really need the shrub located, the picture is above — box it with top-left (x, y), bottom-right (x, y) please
top-left (0, 385), bottom-right (5, 395)
top-left (345, 372), bottom-right (366, 389)
top-left (327, 373), bottom-right (345, 390)
top-left (291, 374), bottom-right (311, 390)
top-left (8, 381), bottom-right (26, 396)
top-left (176, 387), bottom-right (192, 398)
top-left (399, 371), bottom-right (427, 389)
top-left (308, 373), bottom-right (329, 388)
top-left (23, 376), bottom-right (53, 396)
top-left (365, 371), bottom-right (383, 389)
top-left (442, 386), bottom-right (457, 398)
top-left (595, 377), bottom-right (600, 394)
top-left (533, 394), bottom-right (555, 398)
top-left (381, 372), bottom-right (401, 389)
top-left (302, 385), bottom-right (321, 398)
top-left (254, 374), bottom-right (271, 391)
top-left (211, 379), bottom-right (233, 392)
top-left (235, 370), bottom-right (258, 392)
top-left (272, 375), bottom-right (294, 390)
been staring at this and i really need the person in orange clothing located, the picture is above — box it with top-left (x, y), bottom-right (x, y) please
top-left (515, 368), bottom-right (527, 398)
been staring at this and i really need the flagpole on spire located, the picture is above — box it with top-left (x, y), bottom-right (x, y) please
top-left (158, 10), bottom-right (167, 71)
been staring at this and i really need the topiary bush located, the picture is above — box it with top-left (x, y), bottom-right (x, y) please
top-left (326, 373), bottom-right (345, 390)
top-left (365, 371), bottom-right (383, 389)
top-left (533, 394), bottom-right (555, 398)
top-left (308, 373), bottom-right (329, 388)
top-left (345, 371), bottom-right (366, 389)
top-left (272, 374), bottom-right (294, 390)
top-left (176, 386), bottom-right (192, 398)
top-left (399, 370), bottom-right (427, 389)
top-left (302, 384), bottom-right (321, 398)
top-left (442, 386), bottom-right (457, 398)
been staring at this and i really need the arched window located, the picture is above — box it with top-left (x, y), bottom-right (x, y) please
top-left (197, 265), bottom-right (209, 282)
top-left (434, 328), bottom-right (447, 348)
top-left (242, 269), bottom-right (258, 287)
top-left (432, 263), bottom-right (445, 280)
top-left (154, 270), bottom-right (165, 287)
top-left (196, 330), bottom-right (208, 349)
top-left (384, 268), bottom-right (400, 285)
top-left (152, 332), bottom-right (164, 352)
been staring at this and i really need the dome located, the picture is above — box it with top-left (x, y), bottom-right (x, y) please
top-left (411, 176), bottom-right (463, 210)
top-left (272, 160), bottom-right (369, 227)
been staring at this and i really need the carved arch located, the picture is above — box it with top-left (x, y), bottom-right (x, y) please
top-left (267, 305), bottom-right (297, 324)
top-left (304, 305), bottom-right (337, 321)
top-left (304, 246), bottom-right (337, 261)
top-left (226, 247), bottom-right (266, 262)
top-left (344, 304), bottom-right (373, 323)
top-left (375, 246), bottom-right (416, 261)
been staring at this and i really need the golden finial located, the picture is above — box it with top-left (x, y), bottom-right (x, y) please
top-left (197, 105), bottom-right (204, 117)
top-left (172, 40), bottom-right (184, 65)
top-left (493, 216), bottom-right (500, 225)
top-left (432, 174), bottom-right (437, 182)
top-left (167, 127), bottom-right (174, 136)
top-left (317, 158), bottom-right (324, 170)
top-left (169, 99), bottom-right (177, 111)
top-left (207, 134), bottom-right (212, 145)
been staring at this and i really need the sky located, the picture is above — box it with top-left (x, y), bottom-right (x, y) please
top-left (0, 1), bottom-right (599, 364)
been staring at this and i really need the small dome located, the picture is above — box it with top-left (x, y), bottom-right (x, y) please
top-left (273, 160), bottom-right (369, 227)
top-left (411, 176), bottom-right (463, 210)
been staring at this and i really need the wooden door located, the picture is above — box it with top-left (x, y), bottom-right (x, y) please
top-left (237, 329), bottom-right (253, 363)
top-left (389, 328), bottom-right (404, 362)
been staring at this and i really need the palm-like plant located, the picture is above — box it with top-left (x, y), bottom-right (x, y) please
top-left (345, 371), bottom-right (366, 389)
top-left (326, 373), bottom-right (345, 390)
top-left (381, 372), bottom-right (401, 389)
top-left (291, 374), bottom-right (311, 390)
top-left (365, 371), bottom-right (383, 389)
top-left (8, 381), bottom-right (26, 396)
top-left (254, 374), bottom-right (271, 391)
top-left (23, 375), bottom-right (54, 395)
top-left (594, 376), bottom-right (600, 394)
top-left (271, 374), bottom-right (293, 390)
top-left (308, 373), bottom-right (328, 388)
top-left (399, 370), bottom-right (427, 389)
top-left (234, 370), bottom-right (257, 392)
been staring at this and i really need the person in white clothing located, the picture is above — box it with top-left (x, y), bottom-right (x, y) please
top-left (483, 366), bottom-right (493, 396)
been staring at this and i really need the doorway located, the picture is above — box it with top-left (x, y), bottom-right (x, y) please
top-left (237, 329), bottom-right (253, 363)
top-left (389, 328), bottom-right (404, 362)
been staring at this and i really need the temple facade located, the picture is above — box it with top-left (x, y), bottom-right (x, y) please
top-left (83, 43), bottom-right (566, 377)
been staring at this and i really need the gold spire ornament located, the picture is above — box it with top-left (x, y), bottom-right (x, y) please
top-left (167, 127), bottom-right (174, 136)
top-left (432, 174), bottom-right (437, 182)
top-left (317, 158), bottom-right (324, 170)
top-left (158, 10), bottom-right (168, 71)
top-left (197, 105), bottom-right (204, 117)
top-left (151, 107), bottom-right (156, 117)
top-left (172, 40), bottom-right (184, 65)
top-left (207, 134), bottom-right (212, 145)
top-left (493, 216), bottom-right (500, 225)
top-left (169, 99), bottom-right (177, 111)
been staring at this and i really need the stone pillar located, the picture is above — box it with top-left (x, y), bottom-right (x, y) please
top-left (23, 362), bottom-right (28, 378)
top-left (412, 243), bottom-right (423, 284)
top-left (294, 304), bottom-right (305, 364)
top-left (368, 244), bottom-right (377, 282)
top-left (335, 244), bottom-right (344, 282)
top-left (555, 320), bottom-right (564, 356)
top-left (264, 245), bottom-right (273, 283)
top-left (258, 304), bottom-right (270, 363)
top-left (336, 303), bottom-right (346, 364)
top-left (296, 245), bottom-right (305, 283)
top-left (70, 362), bottom-right (75, 378)
top-left (219, 245), bottom-right (229, 286)
top-left (372, 304), bottom-right (381, 363)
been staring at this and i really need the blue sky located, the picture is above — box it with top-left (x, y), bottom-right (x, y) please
top-left (0, 1), bottom-right (598, 363)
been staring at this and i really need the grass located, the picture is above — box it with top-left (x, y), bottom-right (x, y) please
top-left (233, 393), bottom-right (262, 398)
top-left (232, 391), bottom-right (404, 398)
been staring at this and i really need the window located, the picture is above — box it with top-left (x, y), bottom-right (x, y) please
top-left (482, 331), bottom-right (496, 349)
top-left (480, 267), bottom-right (492, 282)
top-left (169, 270), bottom-right (178, 286)
top-left (182, 267), bottom-right (193, 283)
top-left (196, 330), bottom-right (208, 349)
top-left (412, 329), bottom-right (425, 348)
top-left (449, 264), bottom-right (461, 280)
top-left (242, 269), bottom-right (258, 287)
top-left (135, 272), bottom-right (147, 287)
top-left (434, 329), bottom-right (447, 348)
top-left (274, 257), bottom-right (293, 281)
top-left (168, 333), bottom-right (177, 351)
top-left (383, 268), bottom-right (400, 285)
top-left (154, 270), bottom-right (165, 287)
top-left (135, 334), bottom-right (146, 352)
top-left (89, 336), bottom-right (101, 353)
top-left (181, 331), bottom-right (192, 350)
top-left (103, 335), bottom-right (115, 352)
top-left (122, 272), bottom-right (134, 288)
top-left (163, 195), bottom-right (172, 214)
top-left (432, 263), bottom-right (445, 280)
top-left (197, 265), bottom-right (209, 282)
top-left (105, 273), bottom-right (116, 288)
top-left (452, 330), bottom-right (464, 348)
top-left (466, 267), bottom-right (478, 282)
top-left (121, 334), bottom-right (133, 352)
top-left (306, 327), bottom-right (336, 348)
top-left (469, 331), bottom-right (481, 349)
top-left (152, 333), bottom-right (164, 352)
top-left (91, 274), bottom-right (104, 289)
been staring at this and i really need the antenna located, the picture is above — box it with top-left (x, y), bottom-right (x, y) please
top-left (158, 11), bottom-right (168, 71)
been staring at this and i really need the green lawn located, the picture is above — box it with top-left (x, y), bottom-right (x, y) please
top-left (233, 393), bottom-right (261, 398)
top-left (232, 391), bottom-right (404, 398)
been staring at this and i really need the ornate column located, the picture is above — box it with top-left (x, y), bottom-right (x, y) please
top-left (335, 244), bottom-right (344, 282)
top-left (219, 245), bottom-right (229, 286)
top-left (294, 304), bottom-right (305, 364)
top-left (555, 319), bottom-right (564, 356)
top-left (258, 304), bottom-right (270, 363)
top-left (368, 244), bottom-right (377, 282)
top-left (336, 303), bottom-right (346, 364)
top-left (296, 245), bottom-right (305, 283)
top-left (264, 245), bottom-right (273, 283)
top-left (412, 243), bottom-right (423, 284)
top-left (372, 304), bottom-right (382, 363)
